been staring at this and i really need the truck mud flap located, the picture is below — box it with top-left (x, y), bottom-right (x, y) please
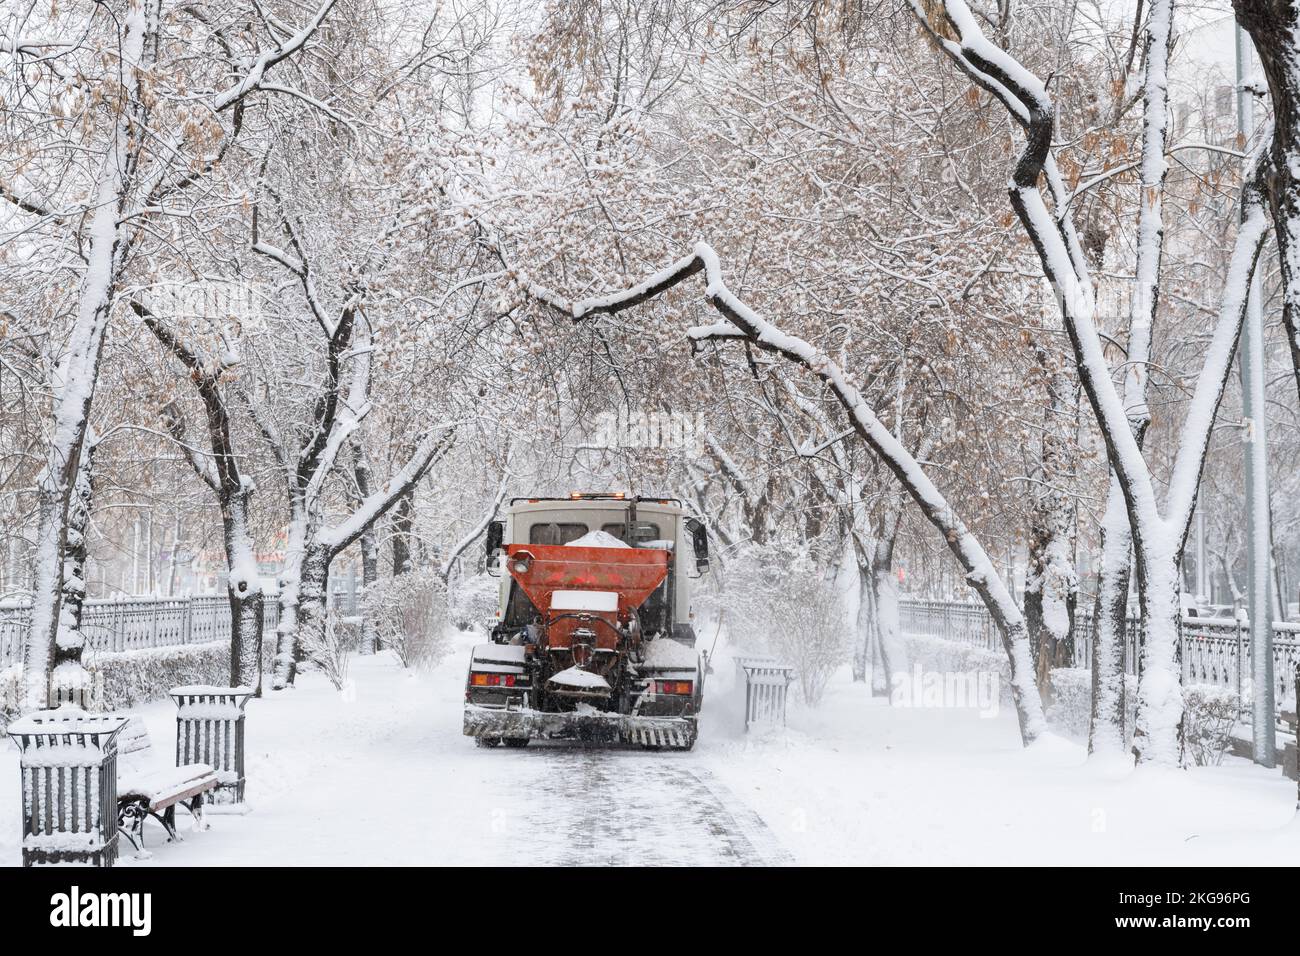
top-left (464, 705), bottom-right (696, 750)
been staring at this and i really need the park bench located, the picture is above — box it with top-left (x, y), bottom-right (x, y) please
top-left (115, 716), bottom-right (217, 856)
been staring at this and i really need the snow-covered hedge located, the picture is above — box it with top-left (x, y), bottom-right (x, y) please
top-left (0, 640), bottom-right (242, 731)
top-left (903, 634), bottom-right (1012, 706)
top-left (88, 641), bottom-right (232, 711)
top-left (1042, 668), bottom-right (1136, 739)
top-left (449, 573), bottom-right (500, 631)
top-left (1043, 667), bottom-right (1090, 736)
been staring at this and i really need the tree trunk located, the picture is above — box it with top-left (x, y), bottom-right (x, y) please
top-left (296, 541), bottom-right (333, 670)
top-left (1131, 545), bottom-right (1185, 765)
top-left (51, 438), bottom-right (97, 707)
top-left (1024, 357), bottom-right (1079, 696)
top-left (392, 490), bottom-right (415, 575)
top-left (870, 558), bottom-right (906, 693)
top-left (1024, 524), bottom-right (1078, 694)
top-left (359, 524), bottom-right (379, 654)
top-left (1090, 477), bottom-right (1134, 754)
top-left (223, 487), bottom-right (264, 693)
top-left (272, 497), bottom-right (308, 690)
top-left (229, 587), bottom-right (265, 691)
top-left (852, 565), bottom-right (870, 683)
top-left (839, 536), bottom-right (867, 682)
top-left (352, 445), bottom-right (379, 654)
top-left (1085, 0), bottom-right (1167, 758)
top-left (866, 583), bottom-right (890, 697)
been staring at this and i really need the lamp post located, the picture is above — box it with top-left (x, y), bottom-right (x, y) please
top-left (1236, 21), bottom-right (1275, 767)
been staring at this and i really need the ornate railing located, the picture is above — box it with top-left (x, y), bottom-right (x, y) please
top-left (899, 598), bottom-right (1300, 710)
top-left (0, 595), bottom-right (282, 669)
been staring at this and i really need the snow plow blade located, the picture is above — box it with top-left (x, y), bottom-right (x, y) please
top-left (464, 705), bottom-right (696, 750)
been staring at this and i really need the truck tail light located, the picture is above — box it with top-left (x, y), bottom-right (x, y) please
top-left (655, 680), bottom-right (692, 695)
top-left (471, 673), bottom-right (517, 687)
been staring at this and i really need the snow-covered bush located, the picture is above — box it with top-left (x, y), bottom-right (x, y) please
top-left (714, 545), bottom-right (847, 706)
top-left (1, 641), bottom-right (240, 731)
top-left (1183, 684), bottom-right (1240, 767)
top-left (300, 615), bottom-right (353, 691)
top-left (449, 573), bottom-right (500, 631)
top-left (767, 560), bottom-right (848, 706)
top-left (707, 545), bottom-right (772, 654)
top-left (1044, 668), bottom-right (1139, 740)
top-left (368, 568), bottom-right (450, 670)
top-left (1044, 667), bottom-right (1091, 736)
top-left (903, 634), bottom-right (1012, 702)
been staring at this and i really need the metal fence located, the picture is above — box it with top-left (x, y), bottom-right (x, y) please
top-left (899, 598), bottom-right (1300, 709)
top-left (0, 595), bottom-right (282, 669)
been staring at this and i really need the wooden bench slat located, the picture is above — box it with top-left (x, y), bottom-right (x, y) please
top-left (119, 763), bottom-right (218, 810)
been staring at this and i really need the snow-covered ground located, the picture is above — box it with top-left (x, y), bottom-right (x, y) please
top-left (3, 629), bottom-right (1298, 866)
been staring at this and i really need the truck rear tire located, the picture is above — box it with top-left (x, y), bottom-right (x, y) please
top-left (502, 738), bottom-right (530, 748)
top-left (475, 736), bottom-right (502, 748)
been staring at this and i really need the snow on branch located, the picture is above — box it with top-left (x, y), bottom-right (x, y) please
top-left (1163, 163), bottom-right (1272, 538)
top-left (317, 426), bottom-right (457, 556)
top-left (911, 0), bottom-right (1273, 559)
top-left (211, 0), bottom-right (342, 112)
top-left (0, 180), bottom-right (55, 219)
top-left (440, 463), bottom-right (511, 583)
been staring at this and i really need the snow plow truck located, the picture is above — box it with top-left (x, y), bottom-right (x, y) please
top-left (463, 493), bottom-right (710, 750)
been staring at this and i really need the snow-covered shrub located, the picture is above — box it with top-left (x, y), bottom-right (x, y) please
top-left (89, 641), bottom-right (234, 709)
top-left (2, 641), bottom-right (240, 731)
top-left (903, 634), bottom-right (1012, 703)
top-left (767, 560), bottom-right (848, 706)
top-left (449, 573), bottom-right (500, 631)
top-left (1045, 667), bottom-right (1091, 737)
top-left (1044, 668), bottom-right (1140, 740)
top-left (714, 546), bottom-right (847, 706)
top-left (0, 664), bottom-right (20, 730)
top-left (707, 544), bottom-right (774, 654)
top-left (1183, 684), bottom-right (1239, 767)
top-left (368, 568), bottom-right (450, 670)
top-left (300, 615), bottom-right (353, 691)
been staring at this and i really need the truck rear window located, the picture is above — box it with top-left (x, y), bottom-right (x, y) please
top-left (600, 522), bottom-right (662, 545)
top-left (528, 522), bottom-right (589, 545)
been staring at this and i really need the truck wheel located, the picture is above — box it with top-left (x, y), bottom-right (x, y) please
top-left (475, 736), bottom-right (502, 748)
top-left (502, 738), bottom-right (530, 749)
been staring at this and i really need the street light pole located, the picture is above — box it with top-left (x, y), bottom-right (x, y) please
top-left (1236, 22), bottom-right (1275, 768)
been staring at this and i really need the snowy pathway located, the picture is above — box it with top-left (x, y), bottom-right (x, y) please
top-left (3, 628), bottom-right (1299, 866)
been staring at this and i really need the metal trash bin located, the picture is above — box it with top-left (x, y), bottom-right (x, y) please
top-left (734, 657), bottom-right (796, 731)
top-left (169, 685), bottom-right (254, 805)
top-left (7, 709), bottom-right (130, 866)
